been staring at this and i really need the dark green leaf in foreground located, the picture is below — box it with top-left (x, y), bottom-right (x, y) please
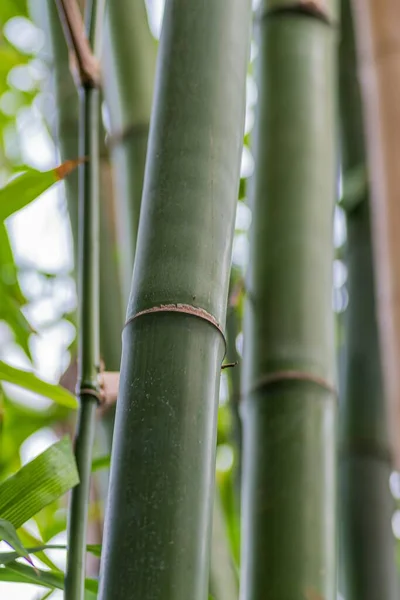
top-left (0, 360), bottom-right (77, 409)
top-left (0, 543), bottom-right (101, 565)
top-left (0, 518), bottom-right (34, 568)
top-left (0, 561), bottom-right (98, 596)
top-left (0, 159), bottom-right (84, 221)
top-left (0, 437), bottom-right (79, 528)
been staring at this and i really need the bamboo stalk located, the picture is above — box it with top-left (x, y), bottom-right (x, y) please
top-left (240, 2), bottom-right (338, 598)
top-left (102, 0), bottom-right (157, 304)
top-left (29, 0), bottom-right (123, 578)
top-left (98, 1), bottom-right (252, 598)
top-left (339, 2), bottom-right (398, 598)
top-left (29, 0), bottom-right (124, 370)
top-left (351, 0), bottom-right (400, 468)
top-left (55, 1), bottom-right (105, 598)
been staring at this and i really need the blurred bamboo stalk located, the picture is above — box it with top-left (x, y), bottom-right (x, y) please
top-left (240, 2), bottom-right (338, 597)
top-left (102, 0), bottom-right (157, 304)
top-left (351, 0), bottom-right (400, 468)
top-left (339, 2), bottom-right (399, 597)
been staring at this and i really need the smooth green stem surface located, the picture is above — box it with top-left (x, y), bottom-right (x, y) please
top-left (98, 2), bottom-right (251, 598)
top-left (65, 0), bottom-right (104, 592)
top-left (64, 396), bottom-right (97, 599)
top-left (240, 6), bottom-right (337, 599)
top-left (65, 84), bottom-right (101, 600)
top-left (103, 0), bottom-right (156, 304)
top-left (339, 2), bottom-right (398, 598)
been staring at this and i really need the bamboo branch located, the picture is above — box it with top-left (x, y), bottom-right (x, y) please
top-left (60, 360), bottom-right (237, 409)
top-left (55, 0), bottom-right (100, 88)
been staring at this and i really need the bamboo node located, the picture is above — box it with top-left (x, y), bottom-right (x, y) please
top-left (256, 1), bottom-right (335, 26)
top-left (78, 387), bottom-right (102, 404)
top-left (125, 303), bottom-right (224, 334)
top-left (250, 370), bottom-right (336, 396)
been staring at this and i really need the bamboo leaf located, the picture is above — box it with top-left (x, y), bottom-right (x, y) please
top-left (0, 296), bottom-right (34, 360)
top-left (91, 454), bottom-right (110, 472)
top-left (0, 361), bottom-right (77, 408)
top-left (0, 518), bottom-right (34, 568)
top-left (0, 159), bottom-right (84, 221)
top-left (0, 543), bottom-right (101, 565)
top-left (0, 437), bottom-right (79, 528)
top-left (339, 164), bottom-right (368, 212)
top-left (0, 562), bottom-right (98, 593)
top-left (0, 222), bottom-right (25, 305)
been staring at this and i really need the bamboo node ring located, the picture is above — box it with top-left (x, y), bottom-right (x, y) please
top-left (125, 303), bottom-right (223, 332)
top-left (124, 303), bottom-right (227, 356)
top-left (256, 1), bottom-right (335, 26)
top-left (78, 387), bottom-right (103, 404)
top-left (250, 370), bottom-right (337, 396)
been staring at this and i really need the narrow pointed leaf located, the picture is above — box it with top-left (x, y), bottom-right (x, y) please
top-left (0, 518), bottom-right (34, 568)
top-left (0, 361), bottom-right (78, 408)
top-left (0, 562), bottom-right (98, 593)
top-left (0, 437), bottom-right (79, 528)
top-left (0, 222), bottom-right (25, 305)
top-left (0, 159), bottom-right (84, 221)
top-left (91, 454), bottom-right (110, 472)
top-left (0, 543), bottom-right (101, 565)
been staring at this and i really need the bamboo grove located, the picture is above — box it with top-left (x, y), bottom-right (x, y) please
top-left (0, 0), bottom-right (399, 599)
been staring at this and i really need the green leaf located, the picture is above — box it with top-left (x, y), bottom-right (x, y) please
top-left (339, 164), bottom-right (368, 212)
top-left (0, 542), bottom-right (101, 565)
top-left (91, 454), bottom-right (110, 472)
top-left (0, 0), bottom-right (28, 26)
top-left (0, 295), bottom-right (33, 359)
top-left (0, 222), bottom-right (25, 304)
top-left (0, 360), bottom-right (78, 408)
top-left (0, 518), bottom-right (34, 568)
top-left (0, 159), bottom-right (84, 221)
top-left (0, 561), bottom-right (98, 594)
top-left (0, 437), bottom-right (79, 528)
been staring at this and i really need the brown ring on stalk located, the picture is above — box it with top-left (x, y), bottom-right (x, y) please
top-left (256, 1), bottom-right (336, 26)
top-left (250, 370), bottom-right (337, 396)
top-left (78, 387), bottom-right (103, 404)
top-left (124, 303), bottom-right (227, 357)
top-left (125, 303), bottom-right (223, 333)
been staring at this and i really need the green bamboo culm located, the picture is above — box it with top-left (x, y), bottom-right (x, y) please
top-left (338, 2), bottom-right (399, 598)
top-left (98, 1), bottom-right (252, 598)
top-left (59, 1), bottom-right (105, 598)
top-left (240, 2), bottom-right (338, 598)
top-left (102, 0), bottom-right (157, 305)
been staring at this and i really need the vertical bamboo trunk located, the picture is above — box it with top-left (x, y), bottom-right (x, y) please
top-left (240, 2), bottom-right (338, 598)
top-left (339, 2), bottom-right (398, 598)
top-left (98, 2), bottom-right (251, 598)
top-left (351, 0), bottom-right (400, 468)
top-left (29, 0), bottom-right (124, 370)
top-left (102, 0), bottom-right (157, 304)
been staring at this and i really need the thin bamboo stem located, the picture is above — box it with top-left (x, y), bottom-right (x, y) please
top-left (339, 2), bottom-right (398, 598)
top-left (351, 0), bottom-right (400, 468)
top-left (62, 2), bottom-right (105, 598)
